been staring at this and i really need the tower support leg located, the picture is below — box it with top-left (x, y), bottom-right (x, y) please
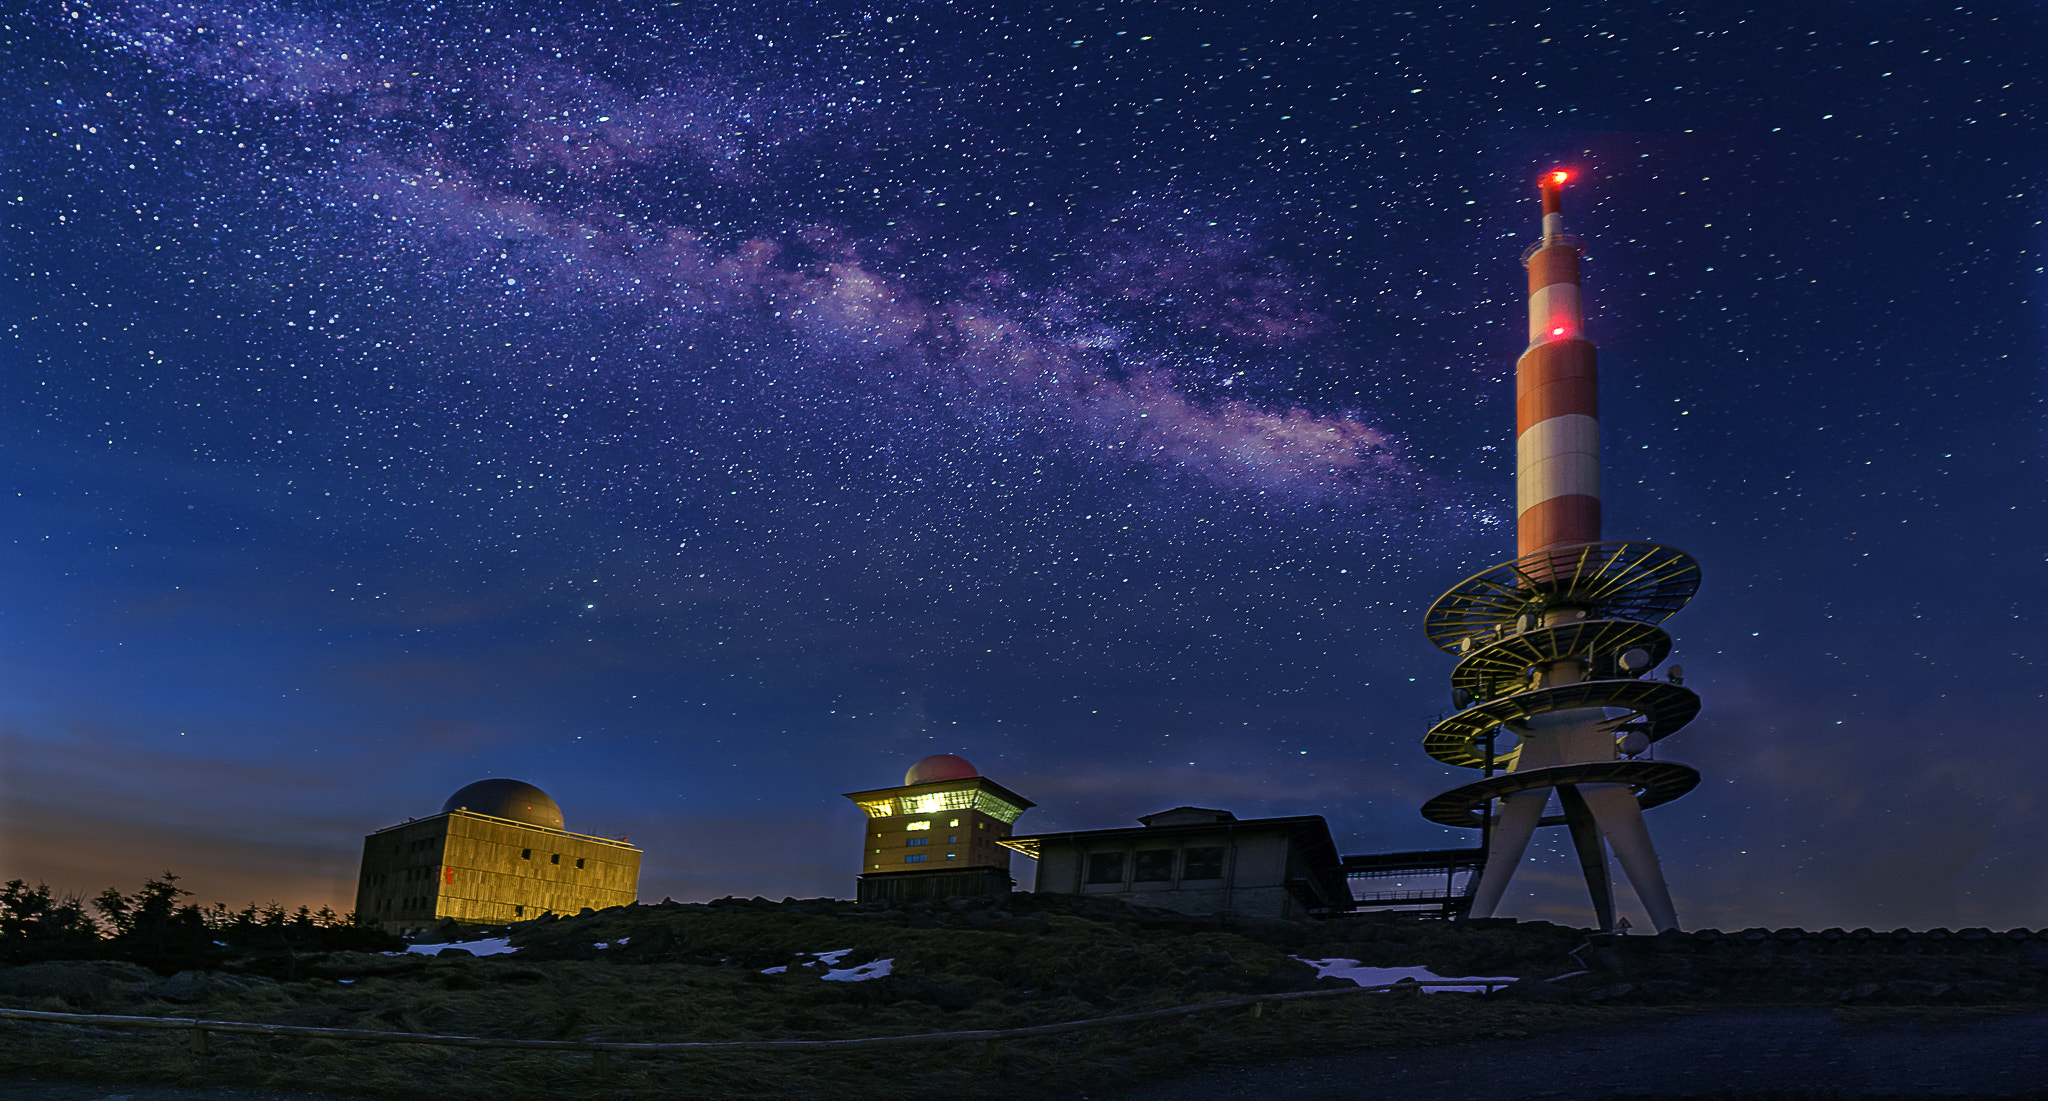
top-left (1580, 783), bottom-right (1680, 931)
top-left (1556, 784), bottom-right (1615, 932)
top-left (1466, 788), bottom-right (1547, 919)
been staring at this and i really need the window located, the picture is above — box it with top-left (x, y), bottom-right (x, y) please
top-left (1183, 847), bottom-right (1225, 880)
top-left (575, 858), bottom-right (585, 869)
top-left (971, 792), bottom-right (1025, 823)
top-left (906, 837), bottom-right (928, 846)
top-left (514, 905), bottom-right (524, 917)
top-left (906, 821), bottom-right (931, 831)
top-left (899, 790), bottom-right (976, 816)
top-left (521, 849), bottom-right (532, 860)
top-left (905, 854), bottom-right (927, 863)
top-left (1087, 852), bottom-right (1125, 885)
top-left (550, 854), bottom-right (560, 865)
top-left (946, 853), bottom-right (957, 861)
top-left (1133, 849), bottom-right (1174, 882)
top-left (949, 819), bottom-right (960, 827)
top-left (948, 835), bottom-right (958, 843)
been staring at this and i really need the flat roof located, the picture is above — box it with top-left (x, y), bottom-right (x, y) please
top-left (365, 808), bottom-right (642, 851)
top-left (1007, 813), bottom-right (1336, 849)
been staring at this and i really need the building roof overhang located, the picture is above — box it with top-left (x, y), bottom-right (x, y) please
top-left (842, 775), bottom-right (1036, 812)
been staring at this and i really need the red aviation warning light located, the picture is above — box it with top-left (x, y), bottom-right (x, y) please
top-left (1537, 168), bottom-right (1574, 225)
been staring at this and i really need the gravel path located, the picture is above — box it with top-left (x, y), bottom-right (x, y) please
top-left (7, 1010), bottom-right (2047, 1100)
top-left (1057, 1010), bottom-right (2048, 1100)
top-left (0, 1082), bottom-right (349, 1101)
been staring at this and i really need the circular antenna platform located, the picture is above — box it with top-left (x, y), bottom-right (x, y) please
top-left (1420, 759), bottom-right (1701, 829)
top-left (1449, 619), bottom-right (1673, 703)
top-left (1423, 677), bottom-right (1700, 769)
top-left (1424, 542), bottom-right (1701, 654)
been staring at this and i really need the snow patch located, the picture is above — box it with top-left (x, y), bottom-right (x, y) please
top-left (1293, 957), bottom-right (1516, 993)
top-left (761, 948), bottom-right (893, 982)
top-left (404, 937), bottom-right (517, 957)
top-left (824, 957), bottom-right (893, 982)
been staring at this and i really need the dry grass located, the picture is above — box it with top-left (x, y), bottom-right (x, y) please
top-left (4, 900), bottom-right (2044, 1099)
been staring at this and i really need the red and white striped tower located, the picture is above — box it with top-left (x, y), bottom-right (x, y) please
top-left (1518, 169), bottom-right (1600, 557)
top-left (1413, 171), bottom-right (1705, 933)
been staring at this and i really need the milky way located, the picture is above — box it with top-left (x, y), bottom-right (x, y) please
top-left (3, 1), bottom-right (2044, 929)
top-left (72, 0), bottom-right (1425, 500)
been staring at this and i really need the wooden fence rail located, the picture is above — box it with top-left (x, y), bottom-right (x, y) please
top-left (0, 978), bottom-right (1510, 1061)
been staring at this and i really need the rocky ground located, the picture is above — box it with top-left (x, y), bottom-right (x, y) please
top-left (3, 895), bottom-right (2047, 1099)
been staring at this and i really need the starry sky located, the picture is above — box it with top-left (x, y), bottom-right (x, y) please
top-left (2, 0), bottom-right (2043, 932)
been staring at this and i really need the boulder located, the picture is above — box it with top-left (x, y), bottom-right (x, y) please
top-left (149, 969), bottom-right (265, 1004)
top-left (0, 960), bottom-right (155, 1005)
top-left (1494, 977), bottom-right (1568, 1003)
top-left (298, 951), bottom-right (427, 979)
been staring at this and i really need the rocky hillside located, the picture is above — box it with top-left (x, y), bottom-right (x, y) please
top-left (4, 892), bottom-right (2046, 1099)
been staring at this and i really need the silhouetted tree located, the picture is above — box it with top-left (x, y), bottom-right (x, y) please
top-left (4, 873), bottom-right (400, 965)
top-left (0, 880), bottom-right (99, 962)
top-left (92, 872), bottom-right (214, 969)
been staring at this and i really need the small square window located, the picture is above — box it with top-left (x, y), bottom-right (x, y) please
top-left (1087, 852), bottom-right (1125, 885)
top-left (550, 853), bottom-right (560, 865)
top-left (521, 849), bottom-right (532, 860)
top-left (514, 905), bottom-right (524, 917)
top-left (575, 858), bottom-right (585, 869)
top-left (948, 835), bottom-right (958, 843)
top-left (946, 853), bottom-right (957, 860)
top-left (949, 819), bottom-right (960, 827)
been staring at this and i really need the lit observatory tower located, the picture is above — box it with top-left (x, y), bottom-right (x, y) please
top-left (1417, 170), bottom-right (1703, 932)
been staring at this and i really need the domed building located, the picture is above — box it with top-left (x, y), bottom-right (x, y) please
top-left (842, 754), bottom-right (1034, 904)
top-left (354, 778), bottom-right (642, 934)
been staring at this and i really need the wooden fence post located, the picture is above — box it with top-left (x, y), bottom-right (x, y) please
top-left (189, 1025), bottom-right (209, 1057)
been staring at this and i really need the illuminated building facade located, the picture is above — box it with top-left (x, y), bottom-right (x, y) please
top-left (354, 778), bottom-right (642, 934)
top-left (843, 754), bottom-right (1033, 904)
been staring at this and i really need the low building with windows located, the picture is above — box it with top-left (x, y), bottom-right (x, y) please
top-left (843, 754), bottom-right (1034, 904)
top-left (355, 779), bottom-right (642, 934)
top-left (1002, 806), bottom-right (1350, 920)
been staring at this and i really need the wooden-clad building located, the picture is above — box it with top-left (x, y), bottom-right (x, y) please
top-left (355, 779), bottom-right (641, 934)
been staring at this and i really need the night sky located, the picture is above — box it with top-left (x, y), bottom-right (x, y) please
top-left (2, 0), bottom-right (2043, 932)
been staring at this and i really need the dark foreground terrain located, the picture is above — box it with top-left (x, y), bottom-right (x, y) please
top-left (5, 894), bottom-right (2048, 1099)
